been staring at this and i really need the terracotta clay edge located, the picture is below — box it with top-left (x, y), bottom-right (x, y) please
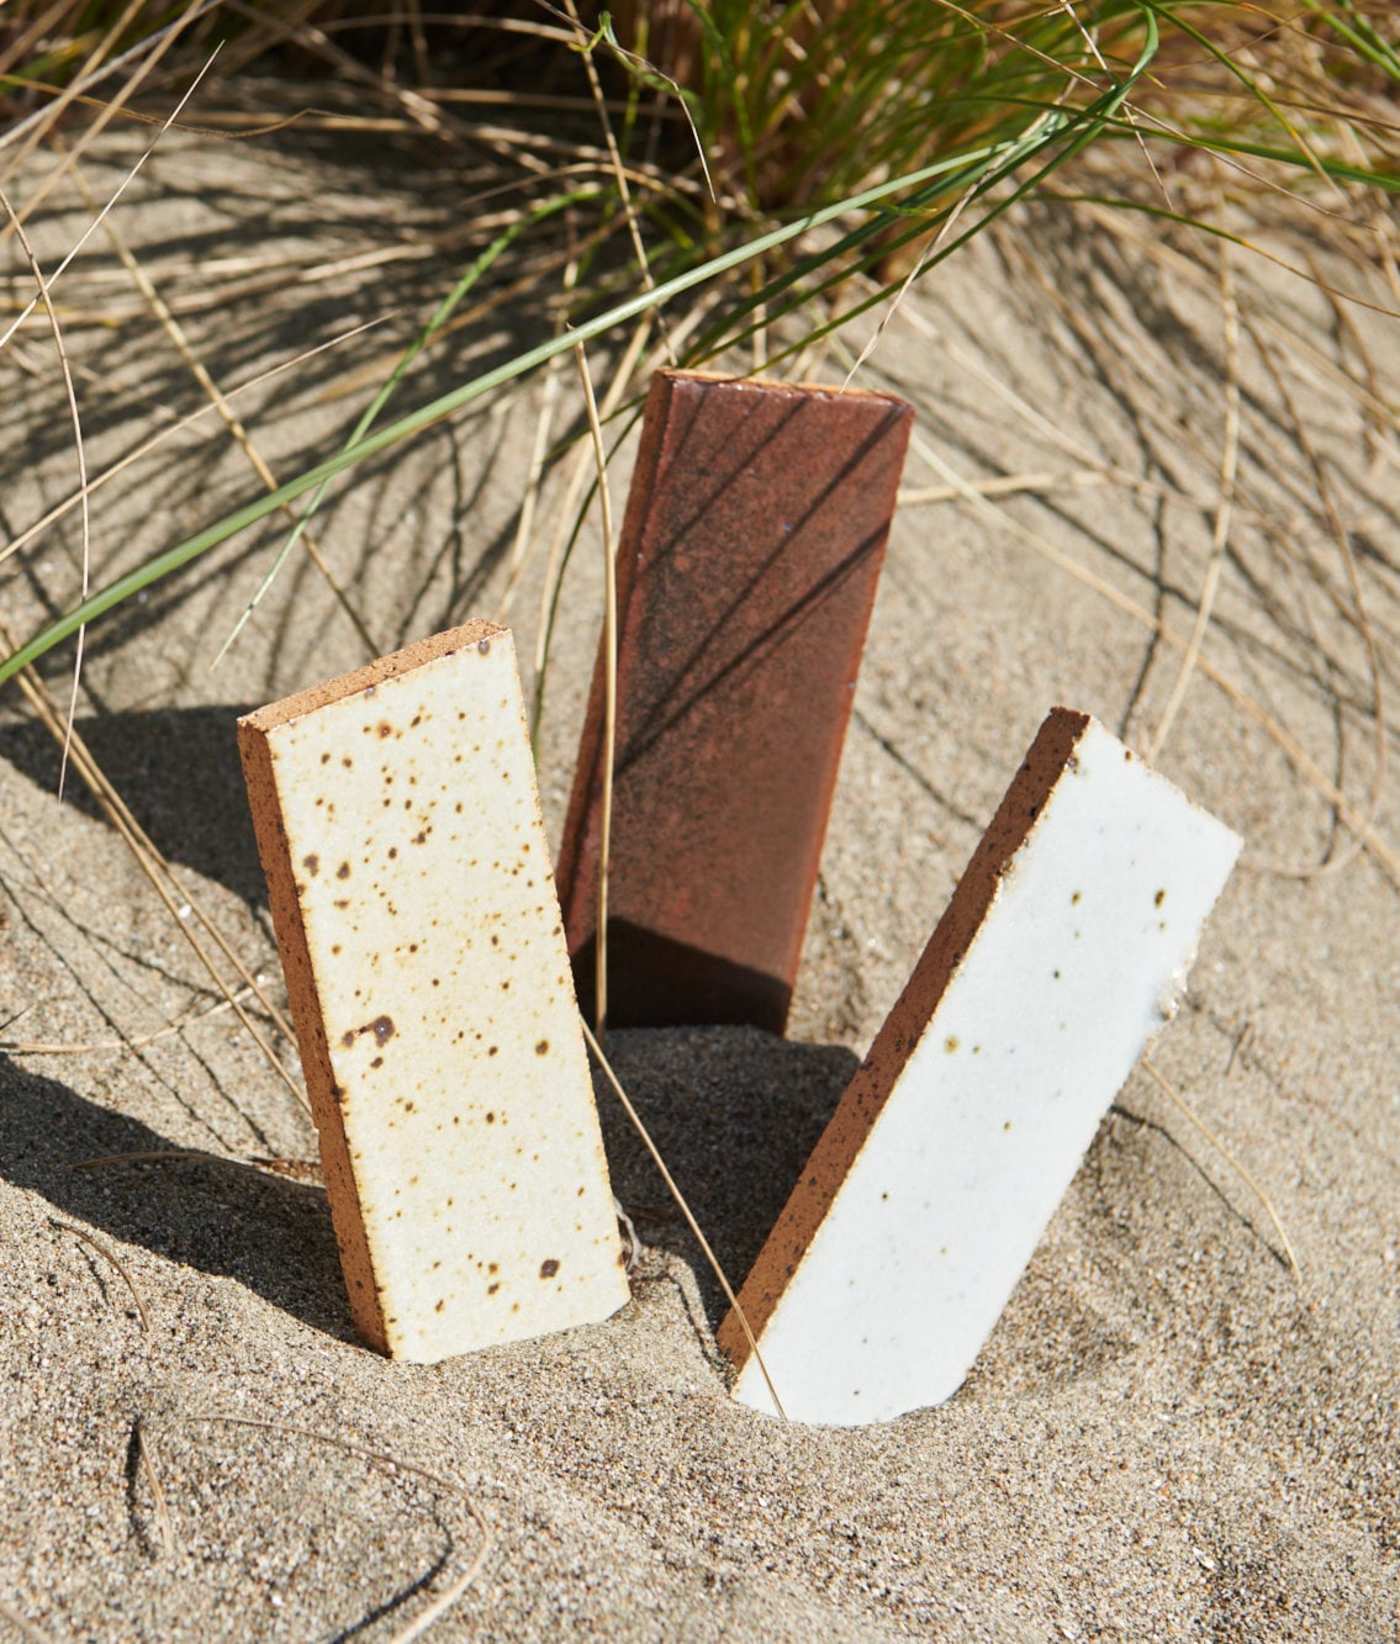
top-left (237, 704), bottom-right (405, 1355)
top-left (656, 366), bottom-right (913, 410)
top-left (240, 618), bottom-right (504, 737)
top-left (716, 706), bottom-right (1092, 1372)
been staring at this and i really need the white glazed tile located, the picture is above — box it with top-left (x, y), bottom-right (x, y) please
top-left (721, 710), bottom-right (1241, 1425)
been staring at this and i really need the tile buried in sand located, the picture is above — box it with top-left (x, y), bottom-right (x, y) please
top-left (238, 621), bottom-right (628, 1363)
top-left (718, 708), bottom-right (1241, 1425)
top-left (557, 368), bottom-right (913, 1034)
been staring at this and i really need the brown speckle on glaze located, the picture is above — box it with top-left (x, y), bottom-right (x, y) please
top-left (371, 1014), bottom-right (395, 1045)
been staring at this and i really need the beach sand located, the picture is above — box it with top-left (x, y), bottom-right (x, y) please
top-left (1, 119), bottom-right (1396, 1639)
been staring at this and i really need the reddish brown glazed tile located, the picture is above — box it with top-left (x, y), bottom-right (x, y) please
top-left (557, 369), bottom-right (913, 1032)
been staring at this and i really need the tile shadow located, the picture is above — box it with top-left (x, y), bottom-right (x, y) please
top-left (0, 1054), bottom-right (350, 1341)
top-left (1, 1025), bottom-right (860, 1349)
top-left (0, 706), bottom-right (264, 907)
top-left (594, 1025), bottom-right (859, 1329)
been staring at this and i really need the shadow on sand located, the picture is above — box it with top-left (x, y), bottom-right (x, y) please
top-left (595, 1025), bottom-right (859, 1329)
top-left (0, 706), bottom-right (265, 907)
top-left (1, 1025), bottom-right (857, 1345)
top-left (0, 1053), bottom-right (350, 1340)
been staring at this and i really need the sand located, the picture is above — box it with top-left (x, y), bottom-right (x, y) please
top-left (0, 113), bottom-right (1396, 1640)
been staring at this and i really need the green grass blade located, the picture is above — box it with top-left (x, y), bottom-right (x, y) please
top-left (0, 137), bottom-right (1032, 688)
top-left (208, 187), bottom-right (601, 668)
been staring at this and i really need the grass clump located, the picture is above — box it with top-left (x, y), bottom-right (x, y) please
top-left (0, 1), bottom-right (1394, 690)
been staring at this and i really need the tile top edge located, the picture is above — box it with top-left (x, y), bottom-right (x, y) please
top-left (657, 367), bottom-right (914, 413)
top-left (238, 619), bottom-right (509, 737)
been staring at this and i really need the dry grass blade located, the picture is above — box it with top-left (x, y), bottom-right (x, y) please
top-left (4, 985), bottom-right (253, 1056)
top-left (6, 72), bottom-right (311, 142)
top-left (500, 227), bottom-right (580, 623)
top-left (1054, 0), bottom-right (1173, 205)
top-left (0, 0), bottom-right (148, 189)
top-left (579, 1019), bottom-right (788, 1420)
top-left (1080, 205), bottom-right (1398, 415)
top-left (0, 1), bottom-right (214, 252)
top-left (937, 0), bottom-right (1354, 223)
top-left (0, 1), bottom-right (84, 84)
top-left (841, 173), bottom-right (982, 391)
top-left (899, 470), bottom-right (1115, 506)
top-left (1141, 1056), bottom-right (1302, 1285)
top-left (134, 1415), bottom-right (179, 1558)
top-left (0, 314), bottom-right (393, 572)
top-left (0, 183), bottom-right (89, 801)
top-left (846, 295), bottom-right (1394, 883)
top-left (560, 0), bottom-right (674, 364)
top-left (182, 1415), bottom-right (493, 1639)
top-left (572, 337), bottom-right (618, 1033)
top-left (886, 282), bottom-right (1229, 514)
top-left (70, 159), bottom-right (379, 664)
top-left (530, 293), bottom-right (720, 729)
top-left (749, 259), bottom-right (767, 376)
top-left (225, 0), bottom-right (548, 179)
top-left (893, 423), bottom-right (1400, 888)
top-left (0, 47), bottom-right (221, 354)
top-left (50, 1218), bottom-right (152, 1332)
top-left (1148, 230), bottom-right (1240, 760)
top-left (1248, 319), bottom-right (1388, 883)
top-left (541, 0), bottom-right (714, 203)
top-left (1079, 205), bottom-right (1396, 323)
top-left (386, 1558), bottom-right (491, 1644)
top-left (0, 0), bottom-right (224, 152)
top-left (0, 622), bottom-right (308, 1112)
top-left (497, 313), bottom-right (568, 619)
top-left (532, 312), bottom-right (654, 679)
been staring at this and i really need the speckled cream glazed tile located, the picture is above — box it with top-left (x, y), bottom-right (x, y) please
top-left (719, 708), bottom-right (1242, 1425)
top-left (239, 621), bottom-right (629, 1362)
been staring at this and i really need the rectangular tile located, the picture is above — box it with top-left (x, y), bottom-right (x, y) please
top-left (239, 621), bottom-right (628, 1362)
top-left (557, 368), bottom-right (913, 1033)
top-left (718, 709), bottom-right (1241, 1424)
